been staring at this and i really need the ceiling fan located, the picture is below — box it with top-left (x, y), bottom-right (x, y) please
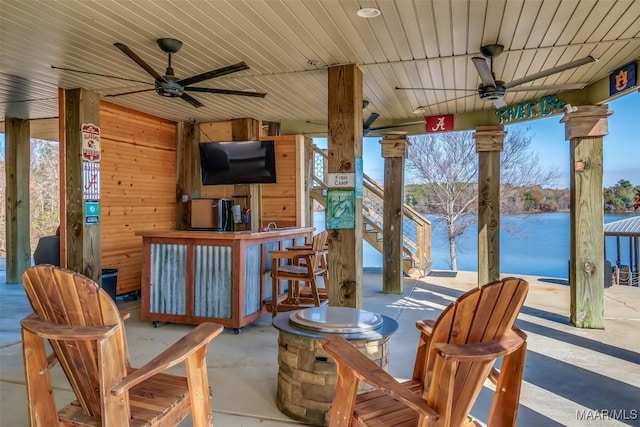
top-left (52, 38), bottom-right (266, 108)
top-left (306, 100), bottom-right (422, 136)
top-left (397, 44), bottom-right (595, 109)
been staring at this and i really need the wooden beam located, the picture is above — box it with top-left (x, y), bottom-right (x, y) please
top-left (561, 105), bottom-right (611, 329)
top-left (176, 121), bottom-right (197, 230)
top-left (327, 64), bottom-right (363, 308)
top-left (474, 126), bottom-right (506, 286)
top-left (58, 89), bottom-right (67, 268)
top-left (5, 118), bottom-right (31, 282)
top-left (381, 133), bottom-right (408, 294)
top-left (64, 88), bottom-right (101, 282)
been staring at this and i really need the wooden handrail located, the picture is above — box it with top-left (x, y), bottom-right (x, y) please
top-left (311, 145), bottom-right (432, 274)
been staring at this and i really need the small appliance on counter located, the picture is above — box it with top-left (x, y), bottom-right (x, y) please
top-left (213, 198), bottom-right (234, 231)
top-left (190, 198), bottom-right (234, 231)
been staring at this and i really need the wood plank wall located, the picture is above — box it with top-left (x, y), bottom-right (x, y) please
top-left (260, 135), bottom-right (305, 228)
top-left (99, 102), bottom-right (176, 295)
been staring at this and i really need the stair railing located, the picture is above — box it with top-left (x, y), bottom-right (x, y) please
top-left (311, 145), bottom-right (431, 274)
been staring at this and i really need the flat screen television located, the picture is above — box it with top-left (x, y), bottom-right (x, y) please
top-left (199, 140), bottom-right (277, 185)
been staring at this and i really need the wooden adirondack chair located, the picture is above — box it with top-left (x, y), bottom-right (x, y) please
top-left (269, 230), bottom-right (329, 316)
top-left (20, 265), bottom-right (224, 427)
top-left (320, 277), bottom-right (529, 427)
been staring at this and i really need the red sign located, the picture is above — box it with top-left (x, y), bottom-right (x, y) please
top-left (424, 114), bottom-right (454, 133)
top-left (81, 123), bottom-right (101, 162)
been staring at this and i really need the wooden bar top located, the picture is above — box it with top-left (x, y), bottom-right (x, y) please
top-left (135, 227), bottom-right (314, 241)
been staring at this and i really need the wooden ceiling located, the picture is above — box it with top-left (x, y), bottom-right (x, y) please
top-left (1, 0), bottom-right (639, 134)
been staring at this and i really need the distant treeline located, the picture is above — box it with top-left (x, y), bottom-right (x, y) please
top-left (405, 179), bottom-right (640, 214)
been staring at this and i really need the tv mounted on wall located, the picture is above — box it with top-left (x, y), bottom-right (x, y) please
top-left (199, 140), bottom-right (277, 185)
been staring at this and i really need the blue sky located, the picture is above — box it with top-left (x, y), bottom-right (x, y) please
top-left (316, 92), bottom-right (639, 189)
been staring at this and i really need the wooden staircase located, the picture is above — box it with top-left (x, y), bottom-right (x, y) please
top-left (311, 146), bottom-right (432, 277)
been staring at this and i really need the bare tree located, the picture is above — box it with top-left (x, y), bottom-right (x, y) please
top-left (0, 138), bottom-right (59, 256)
top-left (407, 128), bottom-right (558, 270)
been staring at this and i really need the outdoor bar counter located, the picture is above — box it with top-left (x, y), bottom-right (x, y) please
top-left (136, 227), bottom-right (313, 332)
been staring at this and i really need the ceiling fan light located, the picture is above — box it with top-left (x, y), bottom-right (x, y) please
top-left (356, 7), bottom-right (381, 18)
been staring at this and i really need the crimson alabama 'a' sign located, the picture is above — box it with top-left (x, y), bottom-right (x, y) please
top-left (424, 114), bottom-right (454, 133)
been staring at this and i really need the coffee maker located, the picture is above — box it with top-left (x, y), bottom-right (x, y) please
top-left (213, 198), bottom-right (234, 231)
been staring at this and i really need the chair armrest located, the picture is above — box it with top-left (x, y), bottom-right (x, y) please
top-left (271, 250), bottom-right (316, 259)
top-left (111, 322), bottom-right (223, 395)
top-left (119, 310), bottom-right (131, 321)
top-left (488, 327), bottom-right (527, 385)
top-left (287, 244), bottom-right (311, 250)
top-left (320, 335), bottom-right (439, 421)
top-left (434, 329), bottom-right (526, 362)
top-left (415, 319), bottom-right (435, 335)
top-left (21, 313), bottom-right (118, 340)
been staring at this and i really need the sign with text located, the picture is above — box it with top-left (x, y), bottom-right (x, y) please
top-left (85, 201), bottom-right (100, 225)
top-left (327, 173), bottom-right (355, 188)
top-left (326, 190), bottom-right (355, 229)
top-left (82, 161), bottom-right (101, 200)
top-left (610, 62), bottom-right (637, 96)
top-left (495, 95), bottom-right (565, 124)
top-left (81, 123), bottom-right (101, 162)
top-left (425, 114), bottom-right (454, 133)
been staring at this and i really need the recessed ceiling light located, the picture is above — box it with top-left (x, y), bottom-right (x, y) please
top-left (356, 7), bottom-right (381, 18)
top-left (413, 106), bottom-right (426, 114)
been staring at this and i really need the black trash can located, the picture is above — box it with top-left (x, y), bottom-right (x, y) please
top-left (101, 269), bottom-right (118, 302)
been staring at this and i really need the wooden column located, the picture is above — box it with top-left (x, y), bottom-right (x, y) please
top-left (4, 118), bottom-right (30, 283)
top-left (474, 126), bottom-right (506, 286)
top-left (327, 64), bottom-right (363, 308)
top-left (381, 133), bottom-right (408, 294)
top-left (561, 105), bottom-right (611, 329)
top-left (176, 121), bottom-right (197, 230)
top-left (64, 88), bottom-right (101, 282)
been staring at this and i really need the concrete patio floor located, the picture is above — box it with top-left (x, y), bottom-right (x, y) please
top-left (1, 267), bottom-right (638, 426)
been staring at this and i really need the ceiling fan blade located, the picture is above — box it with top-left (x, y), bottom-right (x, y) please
top-left (51, 65), bottom-right (152, 85)
top-left (491, 98), bottom-right (508, 109)
top-left (177, 62), bottom-right (250, 87)
top-left (504, 56), bottom-right (596, 89)
top-left (184, 87), bottom-right (266, 98)
top-left (508, 83), bottom-right (587, 92)
top-left (472, 57), bottom-right (497, 87)
top-left (305, 120), bottom-right (327, 126)
top-left (114, 42), bottom-right (166, 82)
top-left (363, 112), bottom-right (380, 130)
top-left (396, 86), bottom-right (477, 92)
top-left (369, 121), bottom-right (425, 133)
top-left (180, 93), bottom-right (204, 108)
top-left (104, 88), bottom-right (155, 97)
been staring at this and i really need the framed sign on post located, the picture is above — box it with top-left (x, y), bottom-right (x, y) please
top-left (326, 190), bottom-right (356, 229)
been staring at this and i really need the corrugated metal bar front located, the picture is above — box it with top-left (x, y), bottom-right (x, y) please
top-left (150, 243), bottom-right (187, 315)
top-left (193, 245), bottom-right (233, 319)
top-left (244, 244), bottom-right (262, 315)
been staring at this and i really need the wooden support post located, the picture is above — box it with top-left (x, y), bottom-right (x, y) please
top-left (176, 121), bottom-right (197, 230)
top-left (561, 105), bottom-right (611, 329)
top-left (64, 88), bottom-right (101, 282)
top-left (58, 88), bottom-right (67, 268)
top-left (474, 126), bottom-right (506, 286)
top-left (5, 118), bottom-right (31, 283)
top-left (380, 133), bottom-right (409, 294)
top-left (327, 64), bottom-right (363, 308)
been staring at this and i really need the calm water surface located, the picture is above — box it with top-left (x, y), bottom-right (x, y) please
top-left (313, 211), bottom-right (636, 279)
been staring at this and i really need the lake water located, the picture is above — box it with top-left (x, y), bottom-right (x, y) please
top-left (313, 211), bottom-right (636, 279)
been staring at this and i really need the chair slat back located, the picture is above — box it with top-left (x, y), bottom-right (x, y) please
top-left (423, 277), bottom-right (528, 426)
top-left (309, 231), bottom-right (328, 272)
top-left (22, 265), bottom-right (128, 419)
